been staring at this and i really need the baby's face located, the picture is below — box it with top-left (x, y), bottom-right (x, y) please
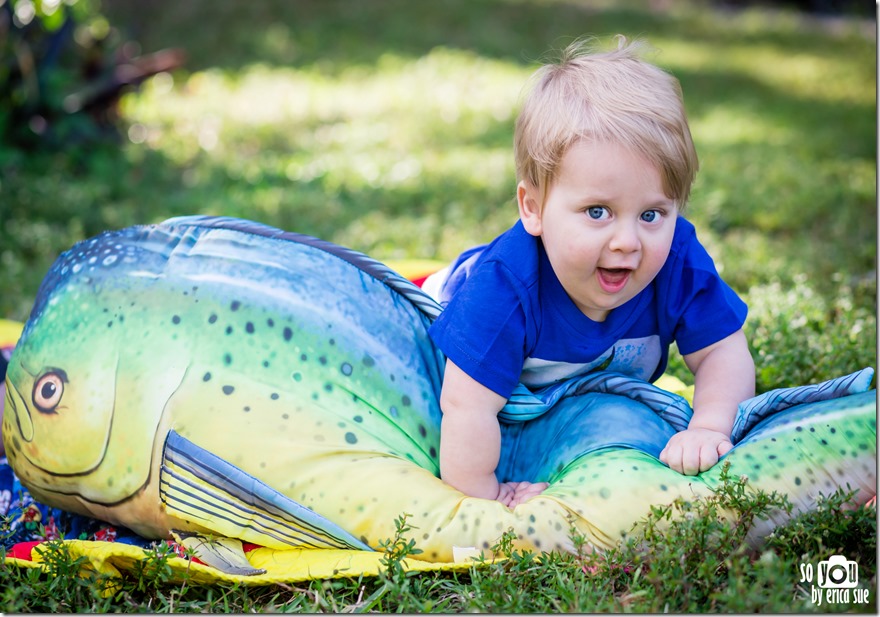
top-left (519, 140), bottom-right (677, 322)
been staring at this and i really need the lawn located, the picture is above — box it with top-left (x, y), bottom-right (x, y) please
top-left (0, 0), bottom-right (876, 612)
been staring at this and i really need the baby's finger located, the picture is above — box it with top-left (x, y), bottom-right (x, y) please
top-left (661, 436), bottom-right (690, 468)
top-left (681, 447), bottom-right (703, 476)
top-left (698, 444), bottom-right (720, 473)
top-left (515, 483), bottom-right (549, 502)
top-left (659, 443), bottom-right (679, 468)
top-left (658, 446), bottom-right (668, 464)
top-left (496, 484), bottom-right (515, 507)
top-left (716, 440), bottom-right (734, 457)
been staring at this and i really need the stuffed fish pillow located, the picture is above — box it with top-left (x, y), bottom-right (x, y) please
top-left (3, 216), bottom-right (875, 575)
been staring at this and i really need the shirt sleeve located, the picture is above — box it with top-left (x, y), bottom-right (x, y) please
top-left (667, 232), bottom-right (748, 356)
top-left (428, 260), bottom-right (530, 399)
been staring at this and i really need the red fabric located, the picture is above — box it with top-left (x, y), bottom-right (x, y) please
top-left (165, 540), bottom-right (206, 565)
top-left (7, 541), bottom-right (41, 561)
top-left (6, 540), bottom-right (265, 564)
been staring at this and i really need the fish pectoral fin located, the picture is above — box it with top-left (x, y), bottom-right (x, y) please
top-left (171, 530), bottom-right (266, 576)
top-left (160, 430), bottom-right (373, 552)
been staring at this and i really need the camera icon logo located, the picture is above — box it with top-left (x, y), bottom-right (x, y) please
top-left (818, 555), bottom-right (858, 589)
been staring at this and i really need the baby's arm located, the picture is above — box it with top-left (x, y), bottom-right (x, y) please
top-left (659, 329), bottom-right (755, 475)
top-left (439, 359), bottom-right (508, 500)
top-left (439, 360), bottom-right (547, 505)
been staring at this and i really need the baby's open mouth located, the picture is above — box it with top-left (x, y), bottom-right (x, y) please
top-left (597, 268), bottom-right (631, 293)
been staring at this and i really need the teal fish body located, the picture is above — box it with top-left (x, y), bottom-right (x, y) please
top-left (4, 218), bottom-right (447, 547)
top-left (3, 216), bottom-right (876, 562)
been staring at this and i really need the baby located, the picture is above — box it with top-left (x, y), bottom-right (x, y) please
top-left (427, 37), bottom-right (755, 508)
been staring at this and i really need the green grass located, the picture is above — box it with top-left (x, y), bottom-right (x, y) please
top-left (0, 0), bottom-right (876, 612)
top-left (1, 469), bottom-right (876, 612)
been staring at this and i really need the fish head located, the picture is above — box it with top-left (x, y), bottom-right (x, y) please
top-left (3, 227), bottom-right (189, 507)
top-left (4, 337), bottom-right (118, 477)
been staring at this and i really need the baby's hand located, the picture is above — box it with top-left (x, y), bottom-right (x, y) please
top-left (496, 482), bottom-right (517, 507)
top-left (497, 481), bottom-right (549, 508)
top-left (659, 428), bottom-right (732, 476)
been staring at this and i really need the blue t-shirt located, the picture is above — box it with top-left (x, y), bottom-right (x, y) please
top-left (428, 217), bottom-right (747, 399)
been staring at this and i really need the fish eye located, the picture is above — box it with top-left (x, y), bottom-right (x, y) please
top-left (33, 371), bottom-right (66, 414)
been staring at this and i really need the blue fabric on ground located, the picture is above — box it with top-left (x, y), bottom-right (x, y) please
top-left (0, 456), bottom-right (150, 551)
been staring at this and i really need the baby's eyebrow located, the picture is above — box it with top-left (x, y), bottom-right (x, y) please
top-left (643, 197), bottom-right (676, 209)
top-left (572, 192), bottom-right (611, 205)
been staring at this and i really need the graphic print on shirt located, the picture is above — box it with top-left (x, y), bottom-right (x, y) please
top-left (520, 335), bottom-right (662, 388)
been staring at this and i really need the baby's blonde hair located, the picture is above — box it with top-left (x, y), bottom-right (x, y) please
top-left (514, 36), bottom-right (699, 209)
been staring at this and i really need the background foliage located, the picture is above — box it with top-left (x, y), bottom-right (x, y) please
top-left (1, 0), bottom-right (875, 392)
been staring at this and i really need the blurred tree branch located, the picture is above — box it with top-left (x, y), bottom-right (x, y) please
top-left (1, 0), bottom-right (184, 152)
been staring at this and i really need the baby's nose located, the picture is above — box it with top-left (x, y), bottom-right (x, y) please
top-left (608, 223), bottom-right (641, 253)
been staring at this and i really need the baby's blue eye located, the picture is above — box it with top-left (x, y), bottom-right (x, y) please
top-left (641, 210), bottom-right (659, 223)
top-left (587, 206), bottom-right (607, 220)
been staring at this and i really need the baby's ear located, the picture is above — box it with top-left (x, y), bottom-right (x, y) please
top-left (517, 181), bottom-right (543, 237)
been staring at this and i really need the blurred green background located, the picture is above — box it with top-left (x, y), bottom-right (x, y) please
top-left (1, 0), bottom-right (875, 390)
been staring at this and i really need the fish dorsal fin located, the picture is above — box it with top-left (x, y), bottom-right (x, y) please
top-left (160, 431), bottom-right (373, 551)
top-left (171, 530), bottom-right (266, 576)
top-left (160, 215), bottom-right (443, 321)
